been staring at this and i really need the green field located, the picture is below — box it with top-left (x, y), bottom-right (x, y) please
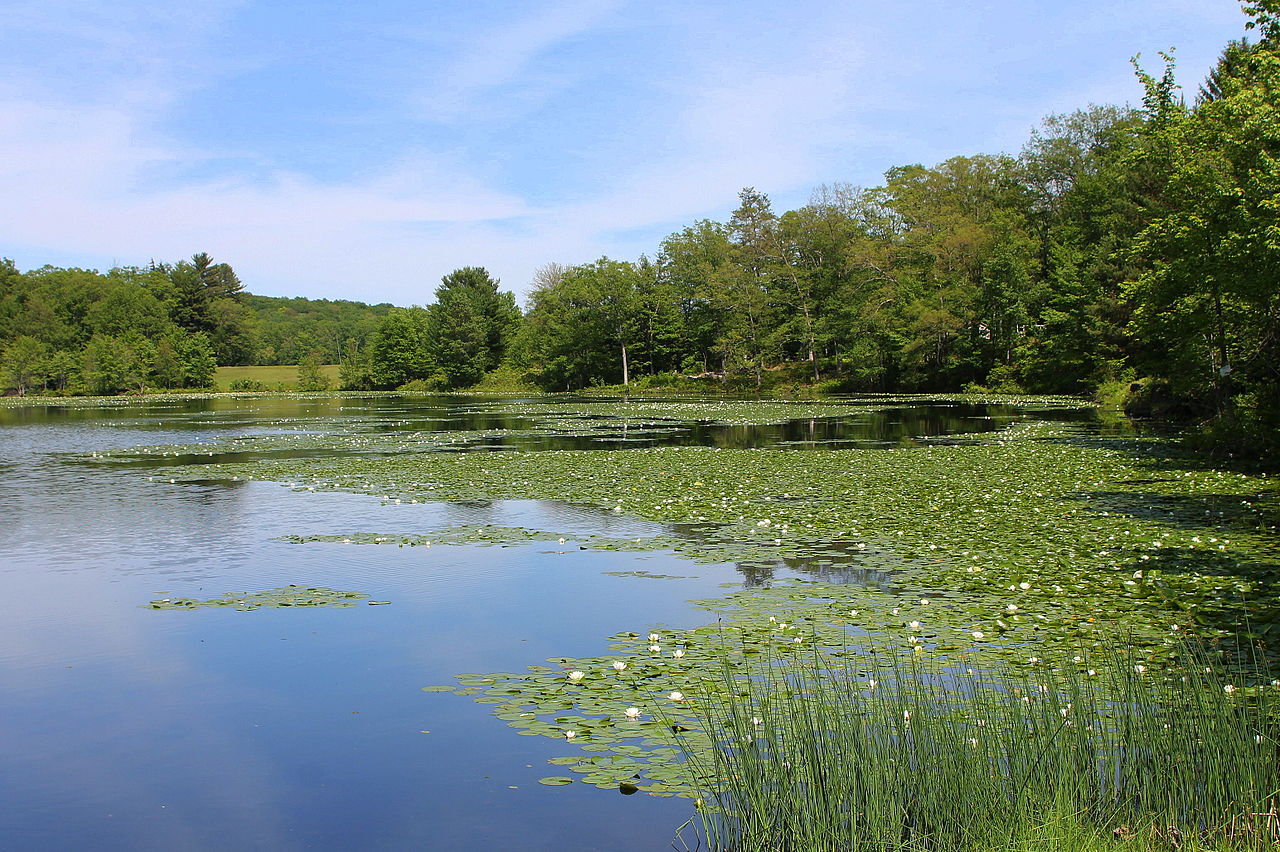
top-left (214, 364), bottom-right (341, 391)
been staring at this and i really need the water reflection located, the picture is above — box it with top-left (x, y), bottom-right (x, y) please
top-left (0, 394), bottom-right (1098, 851)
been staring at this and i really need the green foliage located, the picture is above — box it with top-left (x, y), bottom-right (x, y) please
top-left (0, 253), bottom-right (378, 395)
top-left (244, 293), bottom-right (392, 367)
top-left (1, 335), bottom-right (48, 395)
top-left (424, 266), bottom-right (520, 389)
top-left (145, 585), bottom-right (370, 610)
top-left (368, 307), bottom-right (433, 389)
top-left (296, 350), bottom-right (331, 391)
top-left (1125, 31), bottom-right (1280, 452)
top-left (681, 646), bottom-right (1277, 852)
top-left (520, 257), bottom-right (648, 390)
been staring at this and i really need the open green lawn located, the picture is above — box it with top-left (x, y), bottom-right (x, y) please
top-left (214, 364), bottom-right (341, 390)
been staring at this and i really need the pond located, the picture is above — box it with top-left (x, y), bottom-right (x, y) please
top-left (0, 393), bottom-right (1156, 850)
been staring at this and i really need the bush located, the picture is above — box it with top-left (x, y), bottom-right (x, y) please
top-left (228, 378), bottom-right (268, 392)
top-left (397, 376), bottom-right (448, 393)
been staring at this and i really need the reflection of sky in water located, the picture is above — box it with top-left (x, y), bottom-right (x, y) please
top-left (0, 396), bottom-right (1094, 850)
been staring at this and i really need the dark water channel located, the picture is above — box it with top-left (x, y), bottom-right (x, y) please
top-left (0, 395), bottom-right (1097, 851)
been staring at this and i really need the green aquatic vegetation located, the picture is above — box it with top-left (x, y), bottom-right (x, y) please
top-left (677, 645), bottom-right (1279, 852)
top-left (167, 419), bottom-right (1277, 666)
top-left (281, 526), bottom-right (675, 552)
top-left (424, 607), bottom-right (1279, 831)
top-left (143, 585), bottom-right (372, 610)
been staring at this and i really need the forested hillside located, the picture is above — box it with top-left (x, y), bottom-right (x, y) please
top-left (244, 294), bottom-right (395, 367)
top-left (0, 255), bottom-right (392, 394)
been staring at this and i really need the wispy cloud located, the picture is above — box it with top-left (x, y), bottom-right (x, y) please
top-left (0, 0), bottom-right (1252, 303)
top-left (409, 0), bottom-right (630, 123)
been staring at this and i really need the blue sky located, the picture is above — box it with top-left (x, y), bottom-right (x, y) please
top-left (0, 0), bottom-right (1254, 305)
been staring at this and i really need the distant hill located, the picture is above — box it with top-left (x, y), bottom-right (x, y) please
top-left (244, 293), bottom-right (396, 366)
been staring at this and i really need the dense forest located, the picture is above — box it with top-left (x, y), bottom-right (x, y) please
top-left (0, 254), bottom-right (393, 393)
top-left (3, 4), bottom-right (1278, 457)
top-left (354, 12), bottom-right (1278, 456)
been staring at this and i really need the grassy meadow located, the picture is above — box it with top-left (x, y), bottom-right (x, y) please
top-left (213, 363), bottom-right (341, 391)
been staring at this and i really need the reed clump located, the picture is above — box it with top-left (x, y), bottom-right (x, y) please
top-left (676, 646), bottom-right (1278, 852)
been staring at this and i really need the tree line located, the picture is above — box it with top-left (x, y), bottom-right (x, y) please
top-left (470, 6), bottom-right (1272, 456)
top-left (4, 2), bottom-right (1277, 456)
top-left (0, 254), bottom-right (395, 394)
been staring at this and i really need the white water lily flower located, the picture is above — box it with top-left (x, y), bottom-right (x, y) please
top-left (908, 636), bottom-right (921, 645)
top-left (891, 608), bottom-right (900, 616)
top-left (751, 717), bottom-right (764, 726)
top-left (849, 610), bottom-right (859, 617)
top-left (624, 707), bottom-right (641, 719)
top-left (1005, 604), bottom-right (1018, 613)
top-left (1134, 665), bottom-right (1146, 674)
top-left (669, 691), bottom-right (685, 702)
top-left (868, 679), bottom-right (878, 690)
top-left (903, 710), bottom-right (911, 721)
top-left (1019, 582), bottom-right (1031, 590)
top-left (568, 671), bottom-right (585, 682)
top-left (649, 645), bottom-right (660, 652)
top-left (672, 649), bottom-right (686, 659)
top-left (908, 620), bottom-right (922, 630)
top-left (968, 738), bottom-right (979, 747)
top-left (612, 661), bottom-right (627, 672)
top-left (1087, 669), bottom-right (1097, 677)
top-left (920, 599), bottom-right (930, 605)
top-left (648, 633), bottom-right (660, 642)
top-left (971, 631), bottom-right (984, 640)
top-left (1224, 684), bottom-right (1237, 694)
top-left (564, 730), bottom-right (577, 739)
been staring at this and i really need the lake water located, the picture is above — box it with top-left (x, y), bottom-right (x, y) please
top-left (0, 395), bottom-right (1098, 851)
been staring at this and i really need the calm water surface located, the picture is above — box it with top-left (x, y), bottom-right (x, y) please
top-left (0, 395), bottom-right (1097, 851)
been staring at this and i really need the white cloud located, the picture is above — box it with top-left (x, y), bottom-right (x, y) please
top-left (408, 0), bottom-right (630, 123)
top-left (0, 0), bottom-right (1253, 304)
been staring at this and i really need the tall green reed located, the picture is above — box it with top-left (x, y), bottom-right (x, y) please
top-left (671, 641), bottom-right (1278, 852)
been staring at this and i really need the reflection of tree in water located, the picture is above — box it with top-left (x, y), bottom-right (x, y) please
top-left (668, 520), bottom-right (896, 590)
top-left (734, 556), bottom-right (896, 589)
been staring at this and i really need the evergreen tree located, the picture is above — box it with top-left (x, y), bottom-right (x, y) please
top-left (425, 267), bottom-right (520, 389)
